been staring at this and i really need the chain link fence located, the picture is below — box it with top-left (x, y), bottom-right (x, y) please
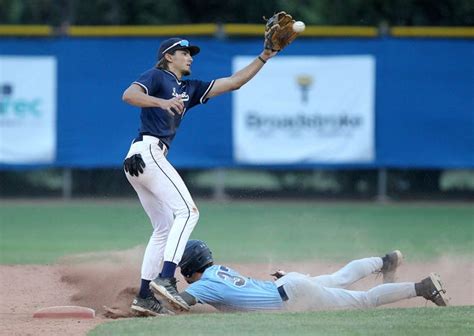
top-left (1, 168), bottom-right (473, 201)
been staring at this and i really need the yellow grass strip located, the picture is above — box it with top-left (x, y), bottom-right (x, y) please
top-left (68, 24), bottom-right (217, 37)
top-left (0, 25), bottom-right (52, 36)
top-left (391, 26), bottom-right (474, 38)
top-left (224, 24), bottom-right (378, 37)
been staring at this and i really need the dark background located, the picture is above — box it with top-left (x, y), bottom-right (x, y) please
top-left (1, 0), bottom-right (473, 26)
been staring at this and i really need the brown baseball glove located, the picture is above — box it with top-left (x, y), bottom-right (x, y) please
top-left (264, 11), bottom-right (299, 52)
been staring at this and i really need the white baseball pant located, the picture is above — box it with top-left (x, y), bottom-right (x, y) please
top-left (125, 135), bottom-right (199, 280)
top-left (275, 257), bottom-right (416, 311)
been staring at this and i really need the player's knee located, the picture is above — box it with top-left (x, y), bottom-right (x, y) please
top-left (366, 291), bottom-right (380, 308)
top-left (332, 272), bottom-right (352, 288)
top-left (190, 206), bottom-right (199, 222)
top-left (175, 204), bottom-right (199, 222)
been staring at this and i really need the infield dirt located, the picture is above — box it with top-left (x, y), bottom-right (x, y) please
top-left (1, 248), bottom-right (472, 336)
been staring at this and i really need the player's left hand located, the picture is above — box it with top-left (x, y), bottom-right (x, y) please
top-left (270, 270), bottom-right (287, 280)
top-left (263, 11), bottom-right (299, 52)
top-left (124, 154), bottom-right (146, 177)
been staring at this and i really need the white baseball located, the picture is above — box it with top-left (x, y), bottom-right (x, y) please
top-left (292, 21), bottom-right (305, 33)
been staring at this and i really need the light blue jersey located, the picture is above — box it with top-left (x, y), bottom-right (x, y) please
top-left (184, 265), bottom-right (284, 311)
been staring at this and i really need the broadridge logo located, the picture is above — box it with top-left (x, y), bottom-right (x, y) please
top-left (245, 111), bottom-right (363, 136)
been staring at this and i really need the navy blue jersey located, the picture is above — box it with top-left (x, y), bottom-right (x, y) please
top-left (133, 68), bottom-right (214, 148)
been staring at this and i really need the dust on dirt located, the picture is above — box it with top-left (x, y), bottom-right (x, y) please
top-left (1, 247), bottom-right (472, 336)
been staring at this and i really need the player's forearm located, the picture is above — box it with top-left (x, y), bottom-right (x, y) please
top-left (229, 54), bottom-right (268, 90)
top-left (122, 90), bottom-right (165, 108)
top-left (207, 51), bottom-right (276, 98)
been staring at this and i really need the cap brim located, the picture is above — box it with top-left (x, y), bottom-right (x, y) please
top-left (177, 45), bottom-right (200, 56)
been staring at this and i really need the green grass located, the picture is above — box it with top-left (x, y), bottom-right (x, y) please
top-left (89, 306), bottom-right (474, 336)
top-left (1, 200), bottom-right (472, 335)
top-left (196, 202), bottom-right (474, 262)
top-left (0, 202), bottom-right (150, 263)
top-left (0, 201), bottom-right (473, 264)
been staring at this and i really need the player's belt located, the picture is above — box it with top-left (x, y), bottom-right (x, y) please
top-left (133, 134), bottom-right (168, 156)
top-left (155, 139), bottom-right (168, 156)
top-left (277, 285), bottom-right (289, 301)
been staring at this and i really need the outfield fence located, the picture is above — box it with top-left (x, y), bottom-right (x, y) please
top-left (0, 26), bottom-right (473, 199)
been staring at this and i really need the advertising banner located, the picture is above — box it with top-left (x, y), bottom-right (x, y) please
top-left (233, 56), bottom-right (375, 164)
top-left (0, 56), bottom-right (57, 164)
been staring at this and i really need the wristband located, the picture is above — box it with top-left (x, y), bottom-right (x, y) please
top-left (258, 56), bottom-right (267, 64)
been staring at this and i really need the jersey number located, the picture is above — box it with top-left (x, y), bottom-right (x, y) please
top-left (217, 266), bottom-right (246, 287)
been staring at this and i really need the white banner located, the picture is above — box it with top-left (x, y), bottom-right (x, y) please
top-left (233, 56), bottom-right (375, 164)
top-left (0, 56), bottom-right (57, 163)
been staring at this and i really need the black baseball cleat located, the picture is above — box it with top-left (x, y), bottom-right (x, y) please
top-left (416, 273), bottom-right (450, 306)
top-left (130, 295), bottom-right (174, 316)
top-left (150, 277), bottom-right (190, 311)
top-left (381, 250), bottom-right (403, 283)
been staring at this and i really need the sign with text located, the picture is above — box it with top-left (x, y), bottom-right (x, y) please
top-left (233, 56), bottom-right (375, 164)
top-left (0, 56), bottom-right (57, 163)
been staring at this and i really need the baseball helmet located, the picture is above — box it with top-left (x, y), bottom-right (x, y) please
top-left (179, 240), bottom-right (213, 278)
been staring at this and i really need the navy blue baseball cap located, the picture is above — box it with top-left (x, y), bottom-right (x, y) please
top-left (158, 38), bottom-right (200, 60)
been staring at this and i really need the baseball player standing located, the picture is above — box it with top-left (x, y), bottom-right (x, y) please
top-left (121, 31), bottom-right (292, 315)
top-left (122, 12), bottom-right (300, 315)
